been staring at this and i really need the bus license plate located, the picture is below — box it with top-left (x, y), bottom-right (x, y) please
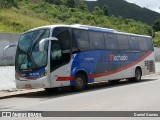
top-left (25, 84), bottom-right (32, 88)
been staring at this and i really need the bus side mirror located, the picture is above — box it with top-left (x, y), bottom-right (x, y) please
top-left (3, 45), bottom-right (17, 57)
top-left (39, 37), bottom-right (58, 52)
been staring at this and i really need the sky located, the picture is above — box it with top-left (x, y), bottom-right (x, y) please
top-left (125, 0), bottom-right (160, 13)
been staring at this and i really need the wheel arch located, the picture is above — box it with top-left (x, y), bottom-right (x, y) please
top-left (75, 70), bottom-right (88, 83)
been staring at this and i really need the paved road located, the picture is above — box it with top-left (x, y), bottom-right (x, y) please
top-left (0, 74), bottom-right (160, 119)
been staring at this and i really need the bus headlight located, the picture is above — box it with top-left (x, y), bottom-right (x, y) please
top-left (39, 70), bottom-right (47, 78)
top-left (15, 73), bottom-right (20, 80)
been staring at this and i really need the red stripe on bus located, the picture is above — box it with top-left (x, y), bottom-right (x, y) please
top-left (56, 76), bottom-right (75, 81)
top-left (56, 51), bottom-right (153, 81)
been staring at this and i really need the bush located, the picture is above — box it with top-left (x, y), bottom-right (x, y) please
top-left (57, 13), bottom-right (71, 22)
top-left (0, 0), bottom-right (18, 8)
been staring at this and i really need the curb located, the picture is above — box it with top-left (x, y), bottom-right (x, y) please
top-left (142, 73), bottom-right (160, 77)
top-left (0, 88), bottom-right (44, 99)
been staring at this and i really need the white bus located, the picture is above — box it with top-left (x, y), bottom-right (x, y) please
top-left (15, 24), bottom-right (155, 91)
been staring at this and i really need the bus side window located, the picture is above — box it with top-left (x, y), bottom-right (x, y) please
top-left (74, 29), bottom-right (90, 51)
top-left (147, 38), bottom-right (154, 51)
top-left (51, 27), bottom-right (71, 71)
top-left (70, 29), bottom-right (78, 53)
top-left (88, 31), bottom-right (105, 50)
top-left (129, 36), bottom-right (139, 50)
top-left (51, 42), bottom-right (62, 60)
top-left (56, 30), bottom-right (70, 50)
top-left (138, 37), bottom-right (148, 51)
top-left (117, 34), bottom-right (129, 50)
top-left (50, 41), bottom-right (63, 70)
top-left (104, 33), bottom-right (118, 50)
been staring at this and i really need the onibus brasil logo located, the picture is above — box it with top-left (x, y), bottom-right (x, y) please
top-left (109, 54), bottom-right (128, 61)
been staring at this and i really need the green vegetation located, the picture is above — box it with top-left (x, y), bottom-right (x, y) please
top-left (0, 9), bottom-right (51, 33)
top-left (0, 0), bottom-right (160, 46)
top-left (0, 0), bottom-right (18, 8)
top-left (153, 19), bottom-right (160, 32)
top-left (154, 32), bottom-right (160, 47)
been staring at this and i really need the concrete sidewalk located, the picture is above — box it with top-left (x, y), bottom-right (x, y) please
top-left (0, 88), bottom-right (44, 99)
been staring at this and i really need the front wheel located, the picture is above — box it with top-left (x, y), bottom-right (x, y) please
top-left (72, 73), bottom-right (87, 92)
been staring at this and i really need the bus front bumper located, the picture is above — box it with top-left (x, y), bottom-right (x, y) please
top-left (15, 76), bottom-right (51, 89)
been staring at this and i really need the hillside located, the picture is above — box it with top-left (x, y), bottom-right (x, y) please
top-left (0, 9), bottom-right (51, 33)
top-left (0, 0), bottom-right (160, 46)
top-left (0, 1), bottom-right (152, 34)
top-left (84, 0), bottom-right (160, 25)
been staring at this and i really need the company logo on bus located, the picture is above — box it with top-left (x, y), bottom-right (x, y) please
top-left (109, 54), bottom-right (128, 61)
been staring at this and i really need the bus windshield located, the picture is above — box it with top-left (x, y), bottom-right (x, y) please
top-left (16, 29), bottom-right (50, 70)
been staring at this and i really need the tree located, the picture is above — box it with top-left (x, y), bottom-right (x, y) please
top-left (77, 0), bottom-right (88, 11)
top-left (153, 19), bottom-right (160, 32)
top-left (65, 0), bottom-right (75, 8)
top-left (44, 0), bottom-right (64, 5)
top-left (102, 5), bottom-right (109, 16)
top-left (0, 0), bottom-right (18, 8)
top-left (93, 6), bottom-right (104, 16)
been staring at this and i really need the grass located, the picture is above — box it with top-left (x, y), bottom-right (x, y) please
top-left (0, 9), bottom-right (55, 33)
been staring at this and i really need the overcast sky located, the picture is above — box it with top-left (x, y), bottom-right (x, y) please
top-left (125, 0), bottom-right (160, 13)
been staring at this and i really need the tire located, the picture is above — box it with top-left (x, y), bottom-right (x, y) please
top-left (72, 73), bottom-right (87, 92)
top-left (129, 68), bottom-right (142, 82)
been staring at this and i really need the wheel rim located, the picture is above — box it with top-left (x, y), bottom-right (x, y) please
top-left (75, 77), bottom-right (84, 88)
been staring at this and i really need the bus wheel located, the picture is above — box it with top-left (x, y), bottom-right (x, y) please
top-left (129, 68), bottom-right (142, 82)
top-left (72, 73), bottom-right (87, 91)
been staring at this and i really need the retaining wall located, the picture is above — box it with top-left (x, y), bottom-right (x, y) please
top-left (0, 33), bottom-right (20, 65)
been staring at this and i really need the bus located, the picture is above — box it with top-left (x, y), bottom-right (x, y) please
top-left (15, 24), bottom-right (155, 91)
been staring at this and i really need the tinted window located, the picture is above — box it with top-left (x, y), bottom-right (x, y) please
top-left (117, 34), bottom-right (129, 50)
top-left (69, 29), bottom-right (78, 53)
top-left (138, 37), bottom-right (148, 50)
top-left (52, 27), bottom-right (71, 50)
top-left (147, 38), bottom-right (154, 51)
top-left (56, 30), bottom-right (70, 50)
top-left (88, 31), bottom-right (105, 49)
top-left (104, 33), bottom-right (118, 49)
top-left (129, 36), bottom-right (139, 50)
top-left (52, 27), bottom-right (68, 37)
top-left (50, 41), bottom-right (71, 71)
top-left (74, 29), bottom-right (89, 51)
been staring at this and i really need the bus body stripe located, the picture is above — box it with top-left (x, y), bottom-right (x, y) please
top-left (56, 77), bottom-right (75, 81)
top-left (56, 51), bottom-right (153, 81)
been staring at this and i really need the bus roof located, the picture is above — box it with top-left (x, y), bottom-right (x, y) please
top-left (24, 24), bottom-right (152, 38)
top-left (71, 24), bottom-right (116, 33)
